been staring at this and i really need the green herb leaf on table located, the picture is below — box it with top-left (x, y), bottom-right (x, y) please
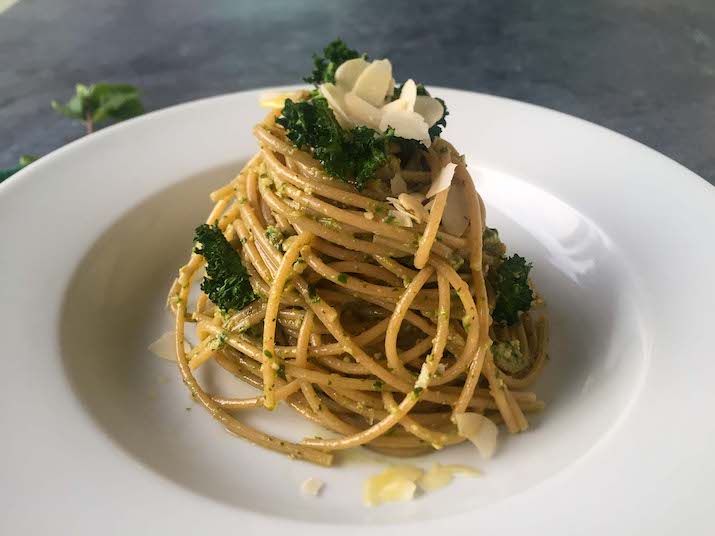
top-left (3, 82), bottom-right (143, 185)
top-left (194, 223), bottom-right (257, 312)
top-left (277, 96), bottom-right (391, 190)
top-left (0, 154), bottom-right (40, 183)
top-left (52, 83), bottom-right (144, 133)
top-left (0, 165), bottom-right (22, 182)
top-left (304, 38), bottom-right (363, 86)
top-left (18, 154), bottom-right (38, 167)
top-left (490, 254), bottom-right (534, 326)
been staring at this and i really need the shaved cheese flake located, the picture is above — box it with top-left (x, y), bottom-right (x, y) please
top-left (300, 477), bottom-right (324, 497)
top-left (343, 93), bottom-right (381, 129)
top-left (426, 162), bottom-right (457, 198)
top-left (335, 57), bottom-right (370, 91)
top-left (418, 463), bottom-right (481, 492)
top-left (442, 179), bottom-right (470, 236)
top-left (386, 77), bottom-right (395, 101)
top-left (414, 95), bottom-right (445, 126)
top-left (386, 197), bottom-right (418, 223)
top-left (363, 465), bottom-right (423, 507)
top-left (386, 195), bottom-right (426, 225)
top-left (386, 465), bottom-right (424, 481)
top-left (382, 78), bottom-right (418, 114)
top-left (389, 173), bottom-right (408, 195)
top-left (455, 413), bottom-right (499, 459)
top-left (381, 99), bottom-right (405, 115)
top-left (149, 331), bottom-right (190, 362)
top-left (398, 193), bottom-right (429, 223)
top-left (418, 464), bottom-right (452, 492)
top-left (388, 209), bottom-right (413, 227)
top-left (398, 79), bottom-right (418, 110)
top-left (318, 61), bottom-right (443, 146)
top-left (318, 83), bottom-right (353, 129)
top-left (352, 59), bottom-right (393, 107)
top-left (380, 109), bottom-right (430, 146)
top-left (258, 90), bottom-right (308, 109)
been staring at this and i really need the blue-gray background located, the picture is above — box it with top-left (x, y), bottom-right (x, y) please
top-left (2, 0), bottom-right (714, 183)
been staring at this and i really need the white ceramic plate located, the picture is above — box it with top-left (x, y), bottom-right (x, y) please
top-left (2, 87), bottom-right (714, 535)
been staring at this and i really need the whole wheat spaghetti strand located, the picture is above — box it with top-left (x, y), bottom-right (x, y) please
top-left (382, 391), bottom-right (460, 449)
top-left (213, 378), bottom-right (302, 410)
top-left (173, 258), bottom-right (332, 466)
top-left (302, 267), bottom-right (451, 450)
top-left (262, 232), bottom-right (314, 409)
top-left (414, 189), bottom-right (449, 269)
top-left (503, 315), bottom-right (549, 389)
top-left (384, 266), bottom-right (435, 379)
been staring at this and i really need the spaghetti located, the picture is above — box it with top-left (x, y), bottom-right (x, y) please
top-left (167, 47), bottom-right (548, 467)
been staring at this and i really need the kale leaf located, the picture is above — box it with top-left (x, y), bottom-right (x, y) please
top-left (304, 38), bottom-right (362, 86)
top-left (490, 254), bottom-right (534, 326)
top-left (483, 227), bottom-right (507, 259)
top-left (277, 96), bottom-right (391, 190)
top-left (193, 223), bottom-right (256, 312)
top-left (428, 97), bottom-right (449, 140)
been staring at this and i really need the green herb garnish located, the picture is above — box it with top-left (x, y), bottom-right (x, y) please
top-left (492, 340), bottom-right (529, 375)
top-left (483, 227), bottom-right (507, 259)
top-left (318, 216), bottom-right (342, 231)
top-left (277, 97), bottom-right (391, 190)
top-left (307, 285), bottom-right (321, 304)
top-left (450, 253), bottom-right (465, 271)
top-left (276, 363), bottom-right (286, 380)
top-left (304, 38), bottom-right (362, 86)
top-left (214, 332), bottom-right (228, 349)
top-left (490, 254), bottom-right (534, 326)
top-left (428, 98), bottom-right (449, 140)
top-left (0, 154), bottom-right (39, 183)
top-left (336, 273), bottom-right (348, 284)
top-left (264, 226), bottom-right (284, 249)
top-left (193, 223), bottom-right (256, 312)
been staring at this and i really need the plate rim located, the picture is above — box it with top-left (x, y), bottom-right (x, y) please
top-left (2, 86), bottom-right (714, 535)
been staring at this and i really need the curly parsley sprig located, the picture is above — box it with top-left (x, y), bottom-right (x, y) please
top-left (304, 39), bottom-right (363, 86)
top-left (490, 254), bottom-right (534, 326)
top-left (277, 96), bottom-right (392, 190)
top-left (193, 223), bottom-right (256, 312)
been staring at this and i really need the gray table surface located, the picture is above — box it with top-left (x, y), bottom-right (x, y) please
top-left (2, 0), bottom-right (714, 184)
